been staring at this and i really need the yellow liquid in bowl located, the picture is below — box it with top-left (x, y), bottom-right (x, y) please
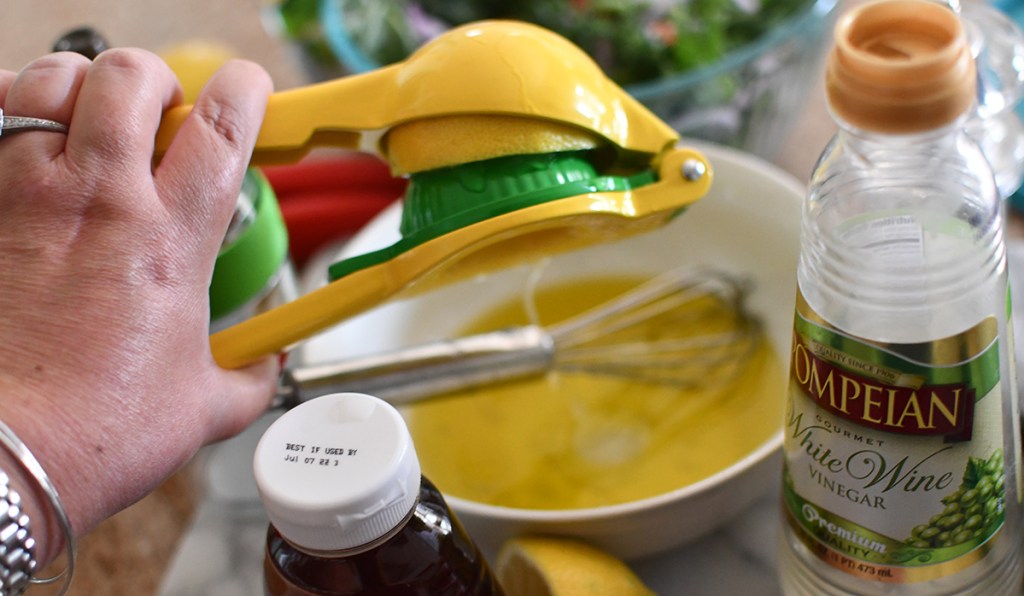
top-left (405, 276), bottom-right (786, 510)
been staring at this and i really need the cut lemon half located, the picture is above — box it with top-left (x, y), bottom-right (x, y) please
top-left (495, 536), bottom-right (655, 596)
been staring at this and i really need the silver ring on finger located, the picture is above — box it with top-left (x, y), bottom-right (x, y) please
top-left (0, 107), bottom-right (69, 137)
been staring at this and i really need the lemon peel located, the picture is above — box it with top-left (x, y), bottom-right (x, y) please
top-left (384, 114), bottom-right (602, 175)
top-left (496, 536), bottom-right (655, 596)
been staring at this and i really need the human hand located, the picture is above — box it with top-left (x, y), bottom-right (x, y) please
top-left (0, 48), bottom-right (278, 565)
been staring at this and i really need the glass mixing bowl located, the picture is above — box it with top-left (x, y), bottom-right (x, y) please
top-left (624, 0), bottom-right (838, 158)
top-left (262, 0), bottom-right (839, 160)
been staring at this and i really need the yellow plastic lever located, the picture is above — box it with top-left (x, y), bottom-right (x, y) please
top-left (152, 20), bottom-right (713, 369)
top-left (155, 20), bottom-right (679, 166)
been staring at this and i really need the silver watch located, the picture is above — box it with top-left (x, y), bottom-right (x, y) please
top-left (0, 470), bottom-right (36, 596)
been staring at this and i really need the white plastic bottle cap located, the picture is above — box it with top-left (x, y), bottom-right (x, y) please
top-left (253, 392), bottom-right (422, 551)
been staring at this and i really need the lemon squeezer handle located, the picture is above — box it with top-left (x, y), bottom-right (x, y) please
top-left (273, 326), bottom-right (553, 409)
top-left (154, 66), bottom-right (399, 165)
top-left (208, 145), bottom-right (710, 369)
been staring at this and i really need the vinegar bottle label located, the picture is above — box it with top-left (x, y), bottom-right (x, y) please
top-left (782, 292), bottom-right (1007, 583)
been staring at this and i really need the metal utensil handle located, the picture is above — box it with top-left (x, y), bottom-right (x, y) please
top-left (276, 325), bottom-right (554, 408)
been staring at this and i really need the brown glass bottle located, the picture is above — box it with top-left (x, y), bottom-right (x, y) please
top-left (255, 392), bottom-right (504, 596)
top-left (264, 475), bottom-right (502, 595)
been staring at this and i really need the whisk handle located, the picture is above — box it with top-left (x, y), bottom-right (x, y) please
top-left (275, 326), bottom-right (553, 408)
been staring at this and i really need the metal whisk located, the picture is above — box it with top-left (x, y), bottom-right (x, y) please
top-left (273, 267), bottom-right (762, 409)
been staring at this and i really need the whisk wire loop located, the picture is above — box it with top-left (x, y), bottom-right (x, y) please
top-left (548, 268), bottom-right (744, 347)
top-left (279, 266), bottom-right (763, 405)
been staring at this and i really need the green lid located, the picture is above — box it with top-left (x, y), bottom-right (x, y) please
top-left (328, 150), bottom-right (655, 281)
top-left (210, 169), bottom-right (290, 321)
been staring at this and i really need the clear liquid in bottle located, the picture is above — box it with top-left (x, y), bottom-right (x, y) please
top-left (778, 1), bottom-right (1024, 593)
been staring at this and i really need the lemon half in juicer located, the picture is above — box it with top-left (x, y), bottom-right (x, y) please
top-left (155, 20), bottom-right (714, 369)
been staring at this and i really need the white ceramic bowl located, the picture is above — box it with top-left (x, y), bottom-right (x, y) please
top-left (298, 142), bottom-right (804, 559)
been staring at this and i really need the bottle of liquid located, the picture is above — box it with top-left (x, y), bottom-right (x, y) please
top-left (954, 0), bottom-right (1024, 200)
top-left (778, 1), bottom-right (1023, 593)
top-left (210, 168), bottom-right (299, 333)
top-left (253, 391), bottom-right (504, 595)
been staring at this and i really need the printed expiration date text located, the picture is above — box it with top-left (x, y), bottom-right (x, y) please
top-left (283, 442), bottom-right (359, 466)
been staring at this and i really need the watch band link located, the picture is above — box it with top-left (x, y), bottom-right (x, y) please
top-left (0, 471), bottom-right (36, 596)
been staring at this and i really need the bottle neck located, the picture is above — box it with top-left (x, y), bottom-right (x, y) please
top-left (829, 109), bottom-right (971, 150)
top-left (263, 476), bottom-right (501, 596)
top-left (800, 108), bottom-right (1006, 343)
top-left (277, 496), bottom-right (420, 559)
top-left (815, 107), bottom-right (994, 193)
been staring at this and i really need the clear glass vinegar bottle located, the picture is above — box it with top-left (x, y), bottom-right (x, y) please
top-left (254, 392), bottom-right (504, 595)
top-left (778, 1), bottom-right (1023, 593)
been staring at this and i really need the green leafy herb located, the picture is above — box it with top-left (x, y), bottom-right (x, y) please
top-left (271, 0), bottom-right (818, 86)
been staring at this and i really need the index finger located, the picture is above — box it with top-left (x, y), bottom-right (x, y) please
top-left (154, 58), bottom-right (271, 229)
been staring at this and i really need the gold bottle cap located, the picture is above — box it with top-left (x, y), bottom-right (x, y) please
top-left (826, 0), bottom-right (976, 134)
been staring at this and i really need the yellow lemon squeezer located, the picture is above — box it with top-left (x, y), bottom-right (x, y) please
top-left (155, 20), bottom-right (714, 369)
